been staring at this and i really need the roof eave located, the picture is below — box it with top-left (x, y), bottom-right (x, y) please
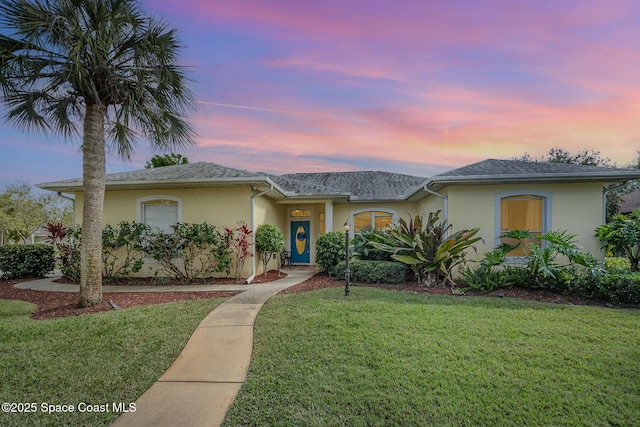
top-left (426, 172), bottom-right (640, 189)
top-left (283, 192), bottom-right (351, 201)
top-left (37, 176), bottom-right (287, 197)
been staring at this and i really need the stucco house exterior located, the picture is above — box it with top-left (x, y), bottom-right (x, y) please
top-left (38, 159), bottom-right (640, 280)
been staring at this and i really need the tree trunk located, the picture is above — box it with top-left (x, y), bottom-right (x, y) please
top-left (79, 103), bottom-right (106, 307)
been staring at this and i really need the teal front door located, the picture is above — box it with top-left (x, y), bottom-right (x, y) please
top-left (291, 221), bottom-right (310, 264)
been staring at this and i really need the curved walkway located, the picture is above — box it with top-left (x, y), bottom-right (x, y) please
top-left (17, 267), bottom-right (318, 427)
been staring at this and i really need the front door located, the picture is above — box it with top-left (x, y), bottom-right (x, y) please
top-left (291, 221), bottom-right (310, 264)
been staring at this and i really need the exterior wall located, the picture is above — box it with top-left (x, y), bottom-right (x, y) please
top-left (75, 187), bottom-right (254, 226)
top-left (418, 189), bottom-right (447, 218)
top-left (446, 182), bottom-right (605, 263)
top-left (76, 187), bottom-right (259, 279)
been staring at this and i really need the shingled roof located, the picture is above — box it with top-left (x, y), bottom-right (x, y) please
top-left (621, 190), bottom-right (640, 214)
top-left (38, 159), bottom-right (640, 201)
top-left (280, 171), bottom-right (427, 201)
top-left (38, 162), bottom-right (283, 194)
top-left (426, 159), bottom-right (640, 190)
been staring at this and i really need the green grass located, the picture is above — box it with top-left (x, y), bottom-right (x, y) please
top-left (0, 297), bottom-right (227, 427)
top-left (223, 287), bottom-right (640, 426)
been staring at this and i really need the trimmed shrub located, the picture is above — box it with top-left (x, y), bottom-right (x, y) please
top-left (0, 244), bottom-right (55, 279)
top-left (255, 224), bottom-right (285, 274)
top-left (596, 272), bottom-right (640, 304)
top-left (144, 223), bottom-right (232, 280)
top-left (102, 222), bottom-right (150, 280)
top-left (316, 231), bottom-right (345, 276)
top-left (333, 260), bottom-right (406, 284)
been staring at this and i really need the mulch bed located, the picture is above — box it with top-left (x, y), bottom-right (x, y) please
top-left (0, 270), bottom-right (285, 320)
top-left (0, 271), bottom-right (628, 321)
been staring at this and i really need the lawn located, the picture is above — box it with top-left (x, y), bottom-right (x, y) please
top-left (223, 287), bottom-right (640, 426)
top-left (0, 297), bottom-right (228, 427)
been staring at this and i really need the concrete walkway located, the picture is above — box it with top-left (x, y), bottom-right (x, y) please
top-left (87, 267), bottom-right (318, 427)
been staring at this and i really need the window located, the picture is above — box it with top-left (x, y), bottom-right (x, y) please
top-left (137, 196), bottom-right (182, 232)
top-left (352, 210), bottom-right (395, 232)
top-left (497, 192), bottom-right (550, 257)
top-left (290, 208), bottom-right (310, 217)
top-left (319, 212), bottom-right (325, 234)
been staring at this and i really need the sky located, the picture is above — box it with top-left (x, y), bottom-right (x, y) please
top-left (1, 0), bottom-right (640, 190)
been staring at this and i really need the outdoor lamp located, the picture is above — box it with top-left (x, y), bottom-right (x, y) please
top-left (344, 221), bottom-right (351, 296)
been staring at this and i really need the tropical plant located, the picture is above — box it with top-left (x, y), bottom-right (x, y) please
top-left (372, 211), bottom-right (481, 286)
top-left (45, 222), bottom-right (67, 247)
top-left (351, 228), bottom-right (393, 261)
top-left (316, 231), bottom-right (346, 276)
top-left (224, 222), bottom-right (253, 282)
top-left (465, 229), bottom-right (598, 292)
top-left (101, 221), bottom-right (150, 280)
top-left (57, 228), bottom-right (82, 283)
top-left (0, 0), bottom-right (194, 306)
top-left (595, 213), bottom-right (640, 271)
top-left (255, 224), bottom-right (284, 275)
top-left (461, 244), bottom-right (515, 292)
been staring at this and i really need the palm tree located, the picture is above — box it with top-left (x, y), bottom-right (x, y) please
top-left (0, 0), bottom-right (195, 306)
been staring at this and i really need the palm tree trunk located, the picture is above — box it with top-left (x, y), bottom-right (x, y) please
top-left (79, 103), bottom-right (106, 307)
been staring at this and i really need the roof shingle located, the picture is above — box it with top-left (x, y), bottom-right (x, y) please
top-left (280, 171), bottom-right (427, 200)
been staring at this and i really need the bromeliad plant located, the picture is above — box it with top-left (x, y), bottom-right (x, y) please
top-left (372, 211), bottom-right (481, 286)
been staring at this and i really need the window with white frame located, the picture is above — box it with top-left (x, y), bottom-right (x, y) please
top-left (497, 192), bottom-right (550, 257)
top-left (352, 209), bottom-right (395, 232)
top-left (137, 196), bottom-right (182, 232)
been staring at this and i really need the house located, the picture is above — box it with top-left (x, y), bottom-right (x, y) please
top-left (620, 189), bottom-right (640, 215)
top-left (37, 159), bottom-right (640, 280)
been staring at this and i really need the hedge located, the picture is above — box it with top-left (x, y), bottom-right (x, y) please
top-left (333, 260), bottom-right (406, 284)
top-left (596, 272), bottom-right (640, 305)
top-left (0, 244), bottom-right (55, 279)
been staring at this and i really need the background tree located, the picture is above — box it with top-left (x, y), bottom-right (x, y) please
top-left (145, 153), bottom-right (189, 168)
top-left (515, 147), bottom-right (638, 220)
top-left (0, 181), bottom-right (72, 244)
top-left (0, 0), bottom-right (195, 306)
top-left (515, 147), bottom-right (613, 167)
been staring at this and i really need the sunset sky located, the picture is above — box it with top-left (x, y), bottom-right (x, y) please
top-left (1, 0), bottom-right (640, 190)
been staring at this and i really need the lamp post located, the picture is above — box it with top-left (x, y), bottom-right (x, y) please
top-left (344, 221), bottom-right (350, 296)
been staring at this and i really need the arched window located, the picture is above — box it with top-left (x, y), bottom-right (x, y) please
top-left (351, 209), bottom-right (396, 232)
top-left (137, 196), bottom-right (182, 232)
top-left (496, 191), bottom-right (551, 257)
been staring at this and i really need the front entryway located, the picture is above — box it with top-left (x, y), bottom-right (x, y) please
top-left (290, 221), bottom-right (310, 264)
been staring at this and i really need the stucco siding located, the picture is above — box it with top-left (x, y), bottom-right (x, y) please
top-left (446, 182), bottom-right (605, 262)
top-left (418, 189), bottom-right (447, 218)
